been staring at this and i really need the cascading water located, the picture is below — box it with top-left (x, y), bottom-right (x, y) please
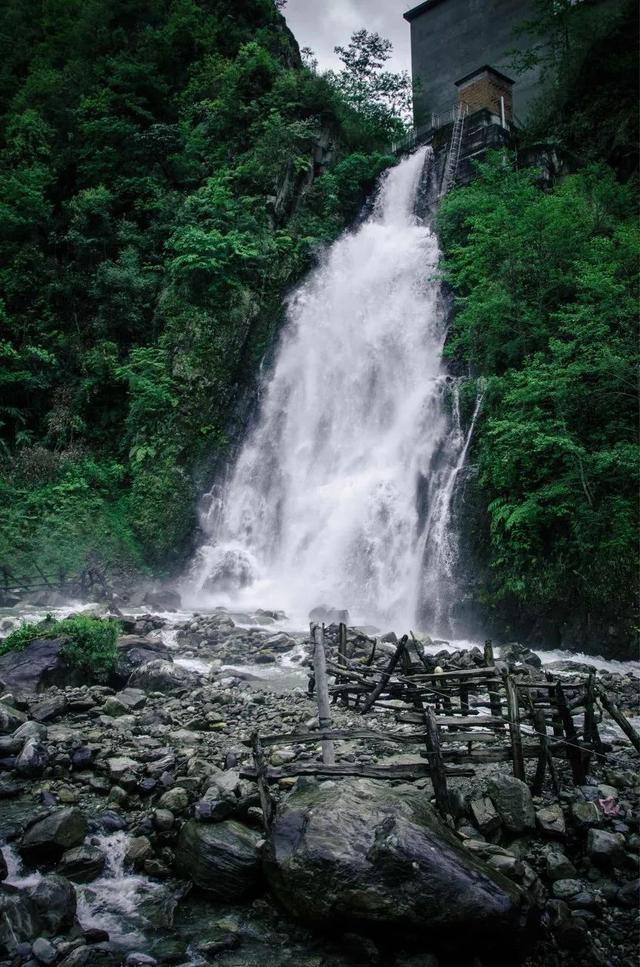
top-left (186, 147), bottom-right (474, 632)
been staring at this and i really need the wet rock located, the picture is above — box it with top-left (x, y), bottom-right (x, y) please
top-left (0, 638), bottom-right (68, 694)
top-left (58, 943), bottom-right (122, 967)
top-left (175, 819), bottom-right (262, 899)
top-left (536, 803), bottom-right (566, 838)
top-left (470, 796), bottom-right (501, 835)
top-left (57, 845), bottom-right (106, 882)
top-left (570, 800), bottom-right (602, 828)
top-left (16, 738), bottom-right (49, 778)
top-left (0, 887), bottom-right (42, 952)
top-left (587, 828), bottom-right (626, 869)
top-left (125, 835), bottom-right (153, 869)
top-left (107, 756), bottom-right (141, 783)
top-left (32, 937), bottom-right (57, 964)
top-left (30, 694), bottom-right (67, 722)
top-left (545, 850), bottom-right (576, 881)
top-left (487, 776), bottom-right (535, 833)
top-left (264, 778), bottom-right (533, 953)
top-left (158, 787), bottom-right (188, 813)
top-left (0, 701), bottom-right (27, 733)
top-left (20, 807), bottom-right (88, 863)
top-left (551, 878), bottom-right (583, 901)
top-left (114, 636), bottom-right (171, 681)
top-left (29, 874), bottom-right (77, 932)
top-left (128, 659), bottom-right (199, 694)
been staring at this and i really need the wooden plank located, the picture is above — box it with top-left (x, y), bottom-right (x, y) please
top-left (408, 667), bottom-right (500, 682)
top-left (505, 674), bottom-right (526, 781)
top-left (312, 623), bottom-right (335, 765)
top-left (240, 762), bottom-right (476, 783)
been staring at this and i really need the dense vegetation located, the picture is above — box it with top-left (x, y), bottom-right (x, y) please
top-left (1, 615), bottom-right (120, 681)
top-left (439, 0), bottom-right (638, 653)
top-left (0, 0), bottom-right (401, 579)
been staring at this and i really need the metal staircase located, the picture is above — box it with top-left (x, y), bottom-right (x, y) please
top-left (440, 103), bottom-right (468, 197)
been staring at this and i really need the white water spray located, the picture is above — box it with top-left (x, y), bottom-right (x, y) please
top-left (186, 148), bottom-right (472, 631)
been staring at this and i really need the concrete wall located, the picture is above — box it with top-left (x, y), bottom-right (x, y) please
top-left (406, 0), bottom-right (542, 127)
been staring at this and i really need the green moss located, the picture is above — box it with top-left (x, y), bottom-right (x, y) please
top-left (1, 615), bottom-right (121, 682)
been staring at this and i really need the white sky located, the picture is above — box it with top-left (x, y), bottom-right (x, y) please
top-left (283, 0), bottom-right (413, 75)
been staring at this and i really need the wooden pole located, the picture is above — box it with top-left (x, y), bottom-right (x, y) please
top-left (532, 709), bottom-right (547, 795)
top-left (555, 682), bottom-right (586, 784)
top-left (483, 639), bottom-right (495, 667)
top-left (361, 635), bottom-right (408, 713)
top-left (424, 707), bottom-right (450, 816)
top-left (505, 674), bottom-right (526, 781)
top-left (312, 623), bottom-right (335, 765)
top-left (597, 687), bottom-right (640, 754)
top-left (251, 731), bottom-right (274, 830)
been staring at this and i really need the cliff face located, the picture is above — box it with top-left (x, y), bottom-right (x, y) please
top-left (0, 0), bottom-right (394, 577)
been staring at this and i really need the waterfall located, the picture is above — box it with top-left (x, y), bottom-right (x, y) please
top-left (186, 146), bottom-right (475, 632)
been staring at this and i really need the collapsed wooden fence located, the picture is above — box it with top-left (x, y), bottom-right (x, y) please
top-left (242, 623), bottom-right (640, 828)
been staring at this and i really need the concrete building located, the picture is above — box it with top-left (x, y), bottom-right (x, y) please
top-left (404, 0), bottom-right (541, 129)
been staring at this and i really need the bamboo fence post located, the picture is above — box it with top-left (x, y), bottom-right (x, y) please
top-left (596, 687), bottom-right (640, 754)
top-left (312, 623), bottom-right (335, 765)
top-left (251, 731), bottom-right (273, 829)
top-left (361, 635), bottom-right (408, 713)
top-left (555, 682), bottom-right (586, 784)
top-left (424, 706), bottom-right (450, 816)
top-left (505, 674), bottom-right (526, 781)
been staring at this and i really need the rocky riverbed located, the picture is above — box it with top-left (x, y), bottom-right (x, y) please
top-left (0, 603), bottom-right (638, 967)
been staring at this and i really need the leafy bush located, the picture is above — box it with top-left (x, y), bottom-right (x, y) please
top-left (1, 615), bottom-right (121, 682)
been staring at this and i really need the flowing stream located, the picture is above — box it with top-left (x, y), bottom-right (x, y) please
top-left (186, 148), bottom-right (473, 633)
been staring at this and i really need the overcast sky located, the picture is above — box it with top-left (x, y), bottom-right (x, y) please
top-left (283, 0), bottom-right (413, 75)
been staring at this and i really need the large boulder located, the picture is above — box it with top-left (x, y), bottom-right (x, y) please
top-left (114, 636), bottom-right (171, 682)
top-left (0, 886), bottom-right (42, 954)
top-left (174, 819), bottom-right (262, 899)
top-left (19, 807), bottom-right (88, 864)
top-left (143, 589), bottom-right (182, 612)
top-left (264, 779), bottom-right (534, 957)
top-left (0, 701), bottom-right (27, 733)
top-left (57, 844), bottom-right (106, 882)
top-left (128, 659), bottom-right (199, 694)
top-left (0, 638), bottom-right (69, 693)
top-left (29, 874), bottom-right (77, 932)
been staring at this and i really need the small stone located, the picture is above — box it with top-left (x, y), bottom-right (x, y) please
top-left (32, 937), bottom-right (57, 965)
top-left (470, 797), bottom-right (501, 835)
top-left (16, 738), bottom-right (49, 778)
top-left (552, 878), bottom-right (583, 901)
top-left (587, 828), bottom-right (626, 869)
top-left (487, 776), bottom-right (535, 833)
top-left (57, 845), bottom-right (106, 883)
top-left (546, 850), bottom-right (576, 882)
top-left (152, 808), bottom-right (174, 831)
top-left (158, 787), bottom-right (188, 813)
top-left (125, 835), bottom-right (153, 869)
top-left (570, 800), bottom-right (602, 828)
top-left (536, 803), bottom-right (566, 838)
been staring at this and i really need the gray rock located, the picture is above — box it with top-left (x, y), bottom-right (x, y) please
top-left (545, 850), bottom-right (576, 882)
top-left (158, 787), bottom-right (188, 813)
top-left (143, 589), bottom-right (182, 611)
top-left (14, 721), bottom-right (48, 742)
top-left (114, 636), bottom-right (172, 681)
top-left (20, 807), bottom-right (88, 863)
top-left (0, 887), bottom-right (42, 951)
top-left (128, 659), bottom-right (198, 694)
top-left (0, 638), bottom-right (68, 694)
top-left (0, 701), bottom-right (27, 733)
top-left (125, 836), bottom-right (153, 869)
top-left (58, 943), bottom-right (122, 967)
top-left (29, 874), bottom-right (77, 932)
top-left (30, 694), bottom-right (67, 723)
top-left (57, 845), bottom-right (106, 883)
top-left (175, 819), bottom-right (262, 899)
top-left (16, 739), bottom-right (49, 778)
top-left (536, 804), bottom-right (566, 838)
top-left (32, 937), bottom-right (57, 964)
top-left (107, 756), bottom-right (141, 781)
top-left (470, 796), bottom-right (501, 834)
top-left (551, 878), bottom-right (583, 901)
top-left (487, 776), bottom-right (535, 833)
top-left (264, 778), bottom-right (533, 952)
top-left (586, 828), bottom-right (626, 869)
top-left (570, 800), bottom-right (602, 828)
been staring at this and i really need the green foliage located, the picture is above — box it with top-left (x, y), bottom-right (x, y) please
top-left (439, 154), bottom-right (639, 642)
top-left (1, 615), bottom-right (120, 682)
top-left (0, 0), bottom-right (398, 578)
